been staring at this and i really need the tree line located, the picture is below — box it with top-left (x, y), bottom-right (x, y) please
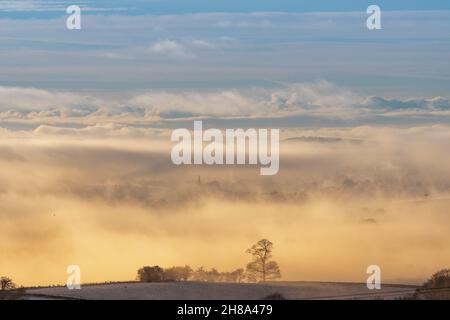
top-left (137, 265), bottom-right (246, 283)
top-left (137, 239), bottom-right (281, 283)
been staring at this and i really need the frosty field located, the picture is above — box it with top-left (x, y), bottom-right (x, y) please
top-left (23, 281), bottom-right (417, 300)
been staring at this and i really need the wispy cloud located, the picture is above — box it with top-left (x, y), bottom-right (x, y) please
top-left (149, 40), bottom-right (194, 59)
top-left (0, 0), bottom-right (127, 13)
top-left (0, 0), bottom-right (73, 12)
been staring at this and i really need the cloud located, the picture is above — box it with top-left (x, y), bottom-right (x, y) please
top-left (129, 89), bottom-right (260, 118)
top-left (1, 82), bottom-right (450, 128)
top-left (0, 0), bottom-right (126, 13)
top-left (363, 96), bottom-right (450, 113)
top-left (0, 0), bottom-right (71, 12)
top-left (3, 122), bottom-right (450, 207)
top-left (1, 11), bottom-right (449, 93)
top-left (191, 39), bottom-right (215, 49)
top-left (147, 39), bottom-right (217, 59)
top-left (2, 123), bottom-right (450, 285)
top-left (149, 40), bottom-right (193, 59)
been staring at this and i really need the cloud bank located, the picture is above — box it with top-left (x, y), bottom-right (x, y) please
top-left (1, 82), bottom-right (450, 129)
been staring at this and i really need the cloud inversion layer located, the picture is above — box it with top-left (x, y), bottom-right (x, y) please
top-left (1, 82), bottom-right (450, 128)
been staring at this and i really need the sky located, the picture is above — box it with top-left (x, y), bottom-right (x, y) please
top-left (1, 0), bottom-right (450, 16)
top-left (1, 1), bottom-right (450, 128)
top-left (1, 1), bottom-right (450, 286)
top-left (0, 0), bottom-right (449, 97)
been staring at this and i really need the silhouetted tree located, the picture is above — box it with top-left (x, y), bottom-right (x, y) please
top-left (246, 239), bottom-right (281, 282)
top-left (178, 265), bottom-right (193, 281)
top-left (162, 267), bottom-right (179, 281)
top-left (163, 266), bottom-right (193, 281)
top-left (137, 266), bottom-right (165, 282)
top-left (206, 268), bottom-right (220, 282)
top-left (192, 267), bottom-right (208, 281)
top-left (230, 268), bottom-right (245, 283)
top-left (191, 267), bottom-right (224, 282)
top-left (0, 277), bottom-right (15, 291)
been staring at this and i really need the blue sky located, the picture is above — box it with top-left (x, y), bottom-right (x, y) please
top-left (1, 1), bottom-right (450, 17)
top-left (0, 1), bottom-right (449, 98)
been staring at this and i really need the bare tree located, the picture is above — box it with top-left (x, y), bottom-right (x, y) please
top-left (0, 277), bottom-right (15, 291)
top-left (246, 239), bottom-right (281, 282)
